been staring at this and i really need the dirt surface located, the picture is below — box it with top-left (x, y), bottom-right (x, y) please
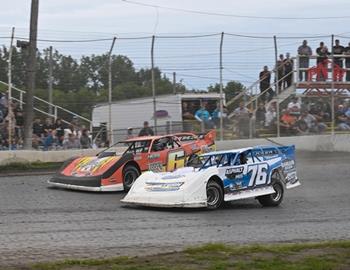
top-left (0, 151), bottom-right (349, 266)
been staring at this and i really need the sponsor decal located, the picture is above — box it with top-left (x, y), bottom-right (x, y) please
top-left (71, 157), bottom-right (116, 176)
top-left (148, 153), bottom-right (160, 160)
top-left (134, 154), bottom-right (142, 161)
top-left (225, 167), bottom-right (244, 179)
top-left (149, 162), bottom-right (163, 172)
top-left (282, 159), bottom-right (295, 171)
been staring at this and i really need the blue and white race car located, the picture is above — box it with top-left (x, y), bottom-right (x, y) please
top-left (121, 145), bottom-right (300, 209)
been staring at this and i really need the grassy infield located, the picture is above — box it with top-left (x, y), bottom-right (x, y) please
top-left (1, 164), bottom-right (349, 269)
top-left (14, 241), bottom-right (350, 270)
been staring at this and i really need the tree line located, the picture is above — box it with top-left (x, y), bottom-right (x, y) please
top-left (0, 46), bottom-right (245, 119)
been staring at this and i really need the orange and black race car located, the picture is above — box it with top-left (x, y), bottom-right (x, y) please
top-left (47, 130), bottom-right (216, 192)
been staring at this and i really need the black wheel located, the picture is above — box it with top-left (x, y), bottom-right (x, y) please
top-left (257, 182), bottom-right (284, 207)
top-left (206, 181), bottom-right (223, 210)
top-left (122, 165), bottom-right (140, 191)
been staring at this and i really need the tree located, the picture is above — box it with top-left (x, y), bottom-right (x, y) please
top-left (208, 80), bottom-right (246, 111)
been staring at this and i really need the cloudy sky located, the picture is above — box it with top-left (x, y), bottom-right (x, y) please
top-left (1, 0), bottom-right (350, 89)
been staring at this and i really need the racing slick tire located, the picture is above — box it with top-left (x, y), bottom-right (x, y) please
top-left (257, 181), bottom-right (284, 207)
top-left (206, 180), bottom-right (224, 210)
top-left (122, 165), bottom-right (140, 191)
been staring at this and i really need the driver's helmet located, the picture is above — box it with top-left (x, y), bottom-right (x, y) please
top-left (240, 153), bottom-right (248, 164)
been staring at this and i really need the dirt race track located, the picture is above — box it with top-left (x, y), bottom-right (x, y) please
top-left (0, 151), bottom-right (349, 266)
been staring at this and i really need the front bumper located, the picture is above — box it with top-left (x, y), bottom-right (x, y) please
top-left (121, 190), bottom-right (207, 208)
top-left (48, 174), bottom-right (123, 192)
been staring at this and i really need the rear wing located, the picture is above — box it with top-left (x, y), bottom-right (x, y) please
top-left (201, 129), bottom-right (216, 143)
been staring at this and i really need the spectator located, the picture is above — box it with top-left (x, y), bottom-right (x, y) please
top-left (15, 110), bottom-right (24, 139)
top-left (283, 53), bottom-right (293, 88)
top-left (43, 129), bottom-right (55, 151)
top-left (333, 39), bottom-right (345, 68)
top-left (280, 109), bottom-right (298, 136)
top-left (287, 96), bottom-right (301, 116)
top-left (182, 102), bottom-right (194, 120)
top-left (54, 118), bottom-right (65, 146)
top-left (194, 103), bottom-right (215, 129)
top-left (126, 127), bottom-right (134, 140)
top-left (138, 121), bottom-right (154, 136)
top-left (80, 129), bottom-right (92, 149)
top-left (344, 42), bottom-right (350, 81)
top-left (255, 102), bottom-right (266, 129)
top-left (276, 54), bottom-right (285, 91)
top-left (298, 109), bottom-right (326, 133)
top-left (316, 42), bottom-right (330, 81)
top-left (265, 104), bottom-right (277, 130)
top-left (63, 133), bottom-right (80, 149)
top-left (259, 66), bottom-right (272, 102)
top-left (43, 117), bottom-right (54, 137)
top-left (297, 40), bottom-right (312, 81)
top-left (335, 104), bottom-right (350, 130)
top-left (32, 118), bottom-right (43, 138)
top-left (232, 101), bottom-right (251, 138)
top-left (211, 103), bottom-right (229, 128)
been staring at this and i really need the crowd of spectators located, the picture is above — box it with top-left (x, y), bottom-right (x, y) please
top-left (259, 39), bottom-right (350, 102)
top-left (0, 92), bottom-right (94, 150)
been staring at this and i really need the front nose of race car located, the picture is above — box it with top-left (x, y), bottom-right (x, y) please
top-left (121, 171), bottom-right (207, 208)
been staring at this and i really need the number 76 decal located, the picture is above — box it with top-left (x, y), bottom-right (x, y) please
top-left (247, 164), bottom-right (269, 187)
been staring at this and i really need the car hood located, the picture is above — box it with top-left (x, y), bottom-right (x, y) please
top-left (61, 156), bottom-right (122, 177)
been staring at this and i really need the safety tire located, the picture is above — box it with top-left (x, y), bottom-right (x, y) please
top-left (257, 181), bottom-right (284, 207)
top-left (206, 180), bottom-right (224, 210)
top-left (122, 165), bottom-right (140, 191)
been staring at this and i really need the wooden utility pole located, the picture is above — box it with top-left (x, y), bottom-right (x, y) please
top-left (8, 27), bottom-right (15, 150)
top-left (23, 0), bottom-right (39, 149)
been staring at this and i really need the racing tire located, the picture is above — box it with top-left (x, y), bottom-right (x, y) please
top-left (122, 165), bottom-right (140, 191)
top-left (257, 182), bottom-right (284, 207)
top-left (206, 181), bottom-right (223, 210)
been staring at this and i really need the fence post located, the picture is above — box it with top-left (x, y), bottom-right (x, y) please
top-left (273, 35), bottom-right (280, 137)
top-left (219, 32), bottom-right (224, 141)
top-left (331, 34), bottom-right (335, 136)
top-left (108, 37), bottom-right (116, 145)
top-left (19, 91), bottom-right (23, 109)
top-left (54, 106), bottom-right (58, 121)
top-left (151, 35), bottom-right (157, 135)
top-left (8, 27), bottom-right (15, 150)
top-left (48, 45), bottom-right (53, 115)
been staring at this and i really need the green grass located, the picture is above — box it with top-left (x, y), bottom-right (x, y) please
top-left (0, 162), bottom-right (62, 173)
top-left (8, 240), bottom-right (350, 270)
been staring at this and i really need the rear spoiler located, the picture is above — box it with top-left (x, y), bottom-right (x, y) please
top-left (198, 129), bottom-right (216, 142)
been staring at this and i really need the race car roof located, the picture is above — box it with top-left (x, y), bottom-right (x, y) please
top-left (200, 145), bottom-right (280, 156)
top-left (201, 147), bottom-right (253, 156)
top-left (122, 135), bottom-right (173, 142)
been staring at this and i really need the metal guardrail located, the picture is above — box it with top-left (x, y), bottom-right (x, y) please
top-left (0, 80), bottom-right (93, 128)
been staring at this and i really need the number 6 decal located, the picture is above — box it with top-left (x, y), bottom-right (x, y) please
top-left (248, 164), bottom-right (268, 187)
top-left (167, 150), bottom-right (185, 171)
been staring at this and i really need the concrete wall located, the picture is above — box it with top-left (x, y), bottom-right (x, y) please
top-left (0, 134), bottom-right (349, 165)
top-left (216, 134), bottom-right (350, 152)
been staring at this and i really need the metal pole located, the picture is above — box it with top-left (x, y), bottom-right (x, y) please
top-left (219, 32), bottom-right (224, 141)
top-left (48, 45), bottom-right (53, 115)
top-left (8, 27), bottom-right (15, 150)
top-left (23, 0), bottom-right (39, 149)
top-left (108, 37), bottom-right (116, 145)
top-left (151, 35), bottom-right (157, 134)
top-left (273, 35), bottom-right (280, 137)
top-left (331, 34), bottom-right (335, 136)
top-left (172, 72), bottom-right (176, 94)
